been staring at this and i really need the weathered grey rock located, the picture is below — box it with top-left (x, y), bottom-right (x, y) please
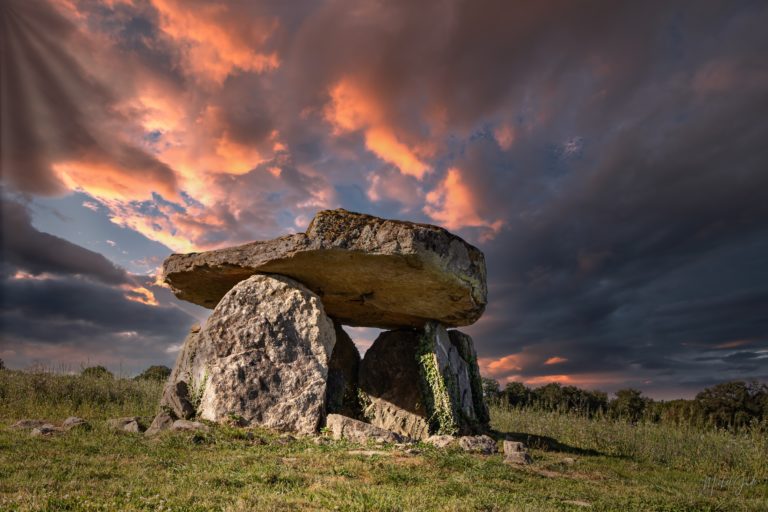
top-left (171, 419), bottom-right (210, 433)
top-left (359, 329), bottom-right (430, 440)
top-left (325, 414), bottom-right (405, 444)
top-left (164, 274), bottom-right (335, 435)
top-left (162, 209), bottom-right (487, 329)
top-left (325, 322), bottom-right (361, 418)
top-left (62, 417), bottom-right (90, 431)
top-left (503, 440), bottom-right (532, 465)
top-left (107, 417), bottom-right (142, 433)
top-left (425, 435), bottom-right (457, 449)
top-left (145, 411), bottom-right (175, 437)
top-left (10, 419), bottom-right (45, 430)
top-left (30, 424), bottom-right (63, 436)
top-left (458, 435), bottom-right (497, 455)
top-left (448, 330), bottom-right (490, 425)
top-left (160, 380), bottom-right (195, 420)
top-left (359, 322), bottom-right (488, 440)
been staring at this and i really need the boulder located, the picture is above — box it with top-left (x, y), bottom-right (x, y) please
top-left (171, 420), bottom-right (210, 433)
top-left (160, 380), bottom-right (195, 420)
top-left (163, 274), bottom-right (336, 435)
top-left (107, 417), bottom-right (143, 433)
top-left (30, 424), bottom-right (63, 436)
top-left (359, 322), bottom-right (488, 440)
top-left (458, 435), bottom-right (497, 455)
top-left (447, 330), bottom-right (490, 425)
top-left (162, 209), bottom-right (487, 329)
top-left (503, 440), bottom-right (532, 465)
top-left (62, 417), bottom-right (90, 431)
top-left (425, 435), bottom-right (457, 449)
top-left (325, 322), bottom-right (361, 418)
top-left (145, 411), bottom-right (175, 437)
top-left (10, 419), bottom-right (45, 430)
top-left (358, 329), bottom-right (430, 440)
top-left (325, 414), bottom-right (404, 444)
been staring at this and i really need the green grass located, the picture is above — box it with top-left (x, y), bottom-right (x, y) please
top-left (1, 369), bottom-right (766, 511)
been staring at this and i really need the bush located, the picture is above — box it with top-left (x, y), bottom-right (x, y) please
top-left (80, 366), bottom-right (114, 379)
top-left (135, 365), bottom-right (171, 382)
top-left (0, 358), bottom-right (5, 370)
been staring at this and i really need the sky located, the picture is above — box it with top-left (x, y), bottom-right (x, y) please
top-left (1, 0), bottom-right (767, 399)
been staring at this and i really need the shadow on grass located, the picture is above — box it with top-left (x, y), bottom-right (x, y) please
top-left (488, 429), bottom-right (603, 457)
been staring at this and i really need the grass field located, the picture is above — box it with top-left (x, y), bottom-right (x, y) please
top-left (0, 369), bottom-right (766, 511)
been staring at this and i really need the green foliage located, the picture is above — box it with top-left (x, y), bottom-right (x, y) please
top-left (696, 380), bottom-right (768, 429)
top-left (0, 359), bottom-right (5, 371)
top-left (609, 388), bottom-right (648, 422)
top-left (481, 377), bottom-right (500, 402)
top-left (80, 366), bottom-right (114, 380)
top-left (416, 325), bottom-right (459, 435)
top-left (134, 365), bottom-right (171, 382)
top-left (188, 371), bottom-right (209, 415)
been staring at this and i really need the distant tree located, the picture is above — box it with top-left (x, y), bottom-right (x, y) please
top-left (695, 381), bottom-right (766, 429)
top-left (81, 366), bottom-right (113, 379)
top-left (135, 365), bottom-right (171, 382)
top-left (503, 381), bottom-right (533, 408)
top-left (481, 378), bottom-right (501, 405)
top-left (0, 358), bottom-right (5, 370)
top-left (610, 388), bottom-right (647, 422)
top-left (533, 382), bottom-right (565, 410)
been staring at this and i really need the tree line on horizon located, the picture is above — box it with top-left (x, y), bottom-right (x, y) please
top-left (482, 378), bottom-right (768, 432)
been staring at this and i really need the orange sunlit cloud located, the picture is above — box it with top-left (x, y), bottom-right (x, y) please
top-left (325, 78), bottom-right (430, 179)
top-left (151, 0), bottom-right (279, 85)
top-left (424, 167), bottom-right (503, 237)
top-left (493, 123), bottom-right (516, 150)
top-left (544, 356), bottom-right (568, 365)
top-left (121, 284), bottom-right (160, 306)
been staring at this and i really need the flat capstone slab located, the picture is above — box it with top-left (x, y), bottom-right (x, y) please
top-left (162, 209), bottom-right (487, 329)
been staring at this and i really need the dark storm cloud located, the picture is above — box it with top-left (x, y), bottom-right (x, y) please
top-left (0, 199), bottom-right (195, 373)
top-left (1, 196), bottom-right (128, 284)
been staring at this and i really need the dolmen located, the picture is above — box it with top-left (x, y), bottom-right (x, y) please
top-left (154, 209), bottom-right (490, 440)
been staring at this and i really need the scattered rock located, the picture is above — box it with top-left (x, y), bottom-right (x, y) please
top-left (162, 209), bottom-right (487, 329)
top-left (171, 420), bottom-right (210, 433)
top-left (503, 440), bottom-right (532, 465)
top-left (325, 322), bottom-right (361, 418)
top-left (326, 414), bottom-right (405, 444)
top-left (425, 435), bottom-right (457, 449)
top-left (108, 417), bottom-right (143, 433)
top-left (163, 274), bottom-right (336, 435)
top-left (10, 419), bottom-right (46, 430)
top-left (563, 457), bottom-right (576, 465)
top-left (313, 436), bottom-right (331, 446)
top-left (145, 411), bottom-right (175, 437)
top-left (403, 448), bottom-right (421, 456)
top-left (62, 417), bottom-right (90, 431)
top-left (458, 435), bottom-right (497, 455)
top-left (359, 322), bottom-right (488, 440)
top-left (30, 424), bottom-right (63, 437)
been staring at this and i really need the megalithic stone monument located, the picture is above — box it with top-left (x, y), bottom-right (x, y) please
top-left (155, 209), bottom-right (490, 439)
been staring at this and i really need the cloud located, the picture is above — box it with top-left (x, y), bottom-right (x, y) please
top-left (424, 168), bottom-right (503, 238)
top-left (0, 198), bottom-right (197, 373)
top-left (1, 196), bottom-right (128, 285)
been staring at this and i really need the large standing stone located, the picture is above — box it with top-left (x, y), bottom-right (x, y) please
top-left (325, 323), bottom-right (361, 418)
top-left (161, 274), bottom-right (336, 435)
top-left (162, 209), bottom-right (487, 329)
top-left (359, 322), bottom-right (488, 440)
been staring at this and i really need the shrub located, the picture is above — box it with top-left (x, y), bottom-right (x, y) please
top-left (80, 365), bottom-right (114, 379)
top-left (135, 365), bottom-right (171, 382)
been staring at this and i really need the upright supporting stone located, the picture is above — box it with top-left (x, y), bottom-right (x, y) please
top-left (160, 274), bottom-right (336, 434)
top-left (325, 322), bottom-right (361, 418)
top-left (359, 322), bottom-right (489, 440)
